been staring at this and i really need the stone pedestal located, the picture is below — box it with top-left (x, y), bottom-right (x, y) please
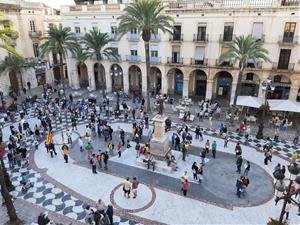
top-left (150, 115), bottom-right (170, 159)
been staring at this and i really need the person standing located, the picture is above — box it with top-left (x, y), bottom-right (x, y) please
top-left (235, 143), bottom-right (242, 157)
top-left (175, 134), bottom-right (181, 151)
top-left (204, 140), bottom-right (210, 154)
top-left (97, 150), bottom-right (102, 169)
top-left (62, 144), bottom-right (69, 163)
top-left (103, 151), bottom-right (109, 170)
top-left (243, 161), bottom-right (250, 176)
top-left (181, 179), bottom-right (189, 196)
top-left (66, 129), bottom-right (72, 144)
top-left (135, 142), bottom-right (140, 158)
top-left (200, 148), bottom-right (206, 165)
top-left (117, 141), bottom-right (122, 158)
top-left (181, 142), bottom-right (187, 161)
top-left (192, 162), bottom-right (198, 181)
top-left (236, 177), bottom-right (243, 198)
top-left (78, 137), bottom-right (84, 152)
top-left (120, 129), bottom-right (125, 146)
top-left (224, 135), bottom-right (229, 148)
top-left (211, 140), bottom-right (217, 158)
top-left (106, 204), bottom-right (114, 225)
top-left (91, 154), bottom-right (97, 174)
top-left (95, 199), bottom-right (105, 214)
top-left (236, 155), bottom-right (243, 174)
top-left (132, 177), bottom-right (139, 199)
top-left (195, 126), bottom-right (200, 140)
top-left (123, 177), bottom-right (132, 198)
top-left (198, 165), bottom-right (204, 183)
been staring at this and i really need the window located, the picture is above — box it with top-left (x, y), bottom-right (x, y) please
top-left (195, 46), bottom-right (205, 64)
top-left (252, 22), bottom-right (263, 40)
top-left (246, 73), bottom-right (254, 80)
top-left (111, 26), bottom-right (117, 34)
top-left (173, 25), bottom-right (181, 40)
top-left (131, 28), bottom-right (137, 34)
top-left (197, 24), bottom-right (206, 41)
top-left (283, 22), bottom-right (296, 43)
top-left (130, 45), bottom-right (137, 56)
top-left (30, 20), bottom-right (36, 32)
top-left (223, 22), bottom-right (234, 41)
top-left (92, 22), bottom-right (98, 31)
top-left (33, 43), bottom-right (39, 57)
top-left (151, 50), bottom-right (158, 57)
top-left (172, 46), bottom-right (180, 63)
top-left (278, 49), bottom-right (291, 69)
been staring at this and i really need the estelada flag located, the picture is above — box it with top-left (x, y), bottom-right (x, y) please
top-left (46, 131), bottom-right (53, 144)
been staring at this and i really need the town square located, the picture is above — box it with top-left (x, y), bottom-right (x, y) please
top-left (0, 0), bottom-right (300, 225)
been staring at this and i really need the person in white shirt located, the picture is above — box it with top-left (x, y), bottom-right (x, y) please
top-left (123, 177), bottom-right (132, 198)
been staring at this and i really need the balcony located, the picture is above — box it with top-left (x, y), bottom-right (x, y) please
top-left (169, 34), bottom-right (183, 42)
top-left (281, 0), bottom-right (300, 6)
top-left (150, 56), bottom-right (161, 64)
top-left (190, 58), bottom-right (208, 67)
top-left (28, 30), bottom-right (42, 39)
top-left (278, 35), bottom-right (298, 45)
top-left (219, 34), bottom-right (235, 43)
top-left (272, 62), bottom-right (295, 72)
top-left (246, 61), bottom-right (263, 70)
top-left (167, 57), bottom-right (183, 65)
top-left (215, 59), bottom-right (234, 68)
top-left (150, 34), bottom-right (160, 42)
top-left (109, 33), bottom-right (117, 40)
top-left (126, 55), bottom-right (141, 63)
top-left (127, 33), bottom-right (139, 42)
top-left (193, 34), bottom-right (209, 43)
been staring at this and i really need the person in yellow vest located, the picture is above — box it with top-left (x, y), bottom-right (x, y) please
top-left (62, 143), bottom-right (69, 163)
top-left (291, 151), bottom-right (298, 164)
top-left (145, 144), bottom-right (150, 155)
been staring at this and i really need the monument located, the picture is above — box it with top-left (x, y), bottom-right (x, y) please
top-left (150, 97), bottom-right (170, 159)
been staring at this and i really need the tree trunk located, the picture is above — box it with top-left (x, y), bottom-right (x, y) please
top-left (144, 41), bottom-right (151, 112)
top-left (0, 161), bottom-right (19, 222)
top-left (98, 61), bottom-right (105, 97)
top-left (17, 72), bottom-right (23, 91)
top-left (59, 52), bottom-right (65, 96)
top-left (230, 69), bottom-right (243, 125)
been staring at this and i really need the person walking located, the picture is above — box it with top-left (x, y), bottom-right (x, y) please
top-left (91, 154), bottom-right (97, 174)
top-left (182, 142), bottom-right (187, 161)
top-left (198, 165), bottom-right (204, 183)
top-left (95, 198), bottom-right (105, 214)
top-left (284, 200), bottom-right (292, 220)
top-left (195, 126), bottom-right (200, 140)
top-left (62, 143), bottom-right (69, 163)
top-left (204, 140), bottom-right (210, 154)
top-left (236, 176), bottom-right (243, 198)
top-left (192, 162), bottom-right (198, 181)
top-left (200, 148), bottom-right (206, 165)
top-left (211, 140), bottom-right (217, 158)
top-left (66, 129), bottom-right (72, 144)
top-left (78, 136), bottom-right (84, 152)
top-left (235, 143), bottom-right (242, 158)
top-left (123, 177), bottom-right (132, 198)
top-left (103, 151), bottom-right (109, 170)
top-left (106, 204), bottom-right (114, 225)
top-left (132, 177), bottom-right (139, 199)
top-left (236, 155), bottom-right (243, 174)
top-left (224, 135), bottom-right (229, 148)
top-left (175, 135), bottom-right (181, 151)
top-left (181, 179), bottom-right (189, 196)
top-left (243, 161), bottom-right (250, 176)
top-left (135, 142), bottom-right (140, 158)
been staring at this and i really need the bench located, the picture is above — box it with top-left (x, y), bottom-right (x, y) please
top-left (136, 157), bottom-right (172, 173)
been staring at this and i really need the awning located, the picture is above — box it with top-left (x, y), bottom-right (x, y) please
top-left (267, 99), bottom-right (300, 113)
top-left (236, 96), bottom-right (264, 108)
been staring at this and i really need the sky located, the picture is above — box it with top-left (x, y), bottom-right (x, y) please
top-left (27, 0), bottom-right (75, 9)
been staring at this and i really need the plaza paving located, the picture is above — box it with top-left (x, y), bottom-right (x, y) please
top-left (0, 92), bottom-right (299, 224)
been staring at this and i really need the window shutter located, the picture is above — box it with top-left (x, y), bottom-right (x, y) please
top-left (252, 23), bottom-right (263, 39)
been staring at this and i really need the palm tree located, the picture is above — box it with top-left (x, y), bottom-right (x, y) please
top-left (117, 0), bottom-right (173, 111)
top-left (0, 14), bottom-right (21, 57)
top-left (219, 35), bottom-right (270, 115)
top-left (81, 30), bottom-right (117, 96)
top-left (39, 25), bottom-right (78, 94)
top-left (0, 55), bottom-right (28, 92)
top-left (72, 45), bottom-right (89, 87)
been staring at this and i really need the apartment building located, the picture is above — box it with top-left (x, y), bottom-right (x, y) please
top-left (0, 0), bottom-right (60, 96)
top-left (61, 0), bottom-right (300, 104)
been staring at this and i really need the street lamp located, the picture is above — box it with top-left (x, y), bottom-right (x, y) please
top-left (273, 163), bottom-right (300, 223)
top-left (256, 78), bottom-right (275, 139)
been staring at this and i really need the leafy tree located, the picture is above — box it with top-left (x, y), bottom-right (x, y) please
top-left (117, 0), bottom-right (173, 111)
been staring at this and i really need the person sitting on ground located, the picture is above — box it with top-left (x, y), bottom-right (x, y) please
top-left (166, 154), bottom-right (178, 171)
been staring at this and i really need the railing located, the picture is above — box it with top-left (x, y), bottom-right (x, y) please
top-left (150, 57), bottom-right (161, 64)
top-left (105, 4), bottom-right (121, 11)
top-left (87, 5), bottom-right (101, 11)
top-left (278, 35), bottom-right (298, 45)
top-left (281, 0), bottom-right (300, 6)
top-left (167, 57), bottom-right (183, 65)
top-left (219, 34), bottom-right (235, 43)
top-left (70, 5), bottom-right (82, 11)
top-left (150, 34), bottom-right (160, 42)
top-left (193, 34), bottom-right (209, 43)
top-left (215, 59), bottom-right (234, 67)
top-left (246, 61), bottom-right (263, 69)
top-left (126, 55), bottom-right (141, 63)
top-left (127, 33), bottom-right (139, 41)
top-left (190, 58), bottom-right (208, 66)
top-left (272, 62), bottom-right (295, 72)
top-left (28, 30), bottom-right (42, 39)
top-left (169, 34), bottom-right (183, 42)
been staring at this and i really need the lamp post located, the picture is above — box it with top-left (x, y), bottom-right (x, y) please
top-left (273, 163), bottom-right (300, 224)
top-left (256, 78), bottom-right (275, 139)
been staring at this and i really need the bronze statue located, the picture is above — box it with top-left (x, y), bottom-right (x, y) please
top-left (158, 97), bottom-right (164, 115)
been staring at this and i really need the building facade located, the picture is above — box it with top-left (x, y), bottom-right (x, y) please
top-left (61, 0), bottom-right (300, 104)
top-left (0, 0), bottom-right (60, 96)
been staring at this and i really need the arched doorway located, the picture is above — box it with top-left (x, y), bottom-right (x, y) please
top-left (129, 65), bottom-right (142, 94)
top-left (240, 72), bottom-right (260, 96)
top-left (9, 71), bottom-right (19, 92)
top-left (150, 67), bottom-right (162, 95)
top-left (269, 75), bottom-right (291, 99)
top-left (189, 69), bottom-right (207, 98)
top-left (167, 68), bottom-right (184, 95)
top-left (94, 63), bottom-right (106, 89)
top-left (78, 63), bottom-right (88, 88)
top-left (214, 71), bottom-right (233, 100)
top-left (110, 64), bottom-right (123, 92)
